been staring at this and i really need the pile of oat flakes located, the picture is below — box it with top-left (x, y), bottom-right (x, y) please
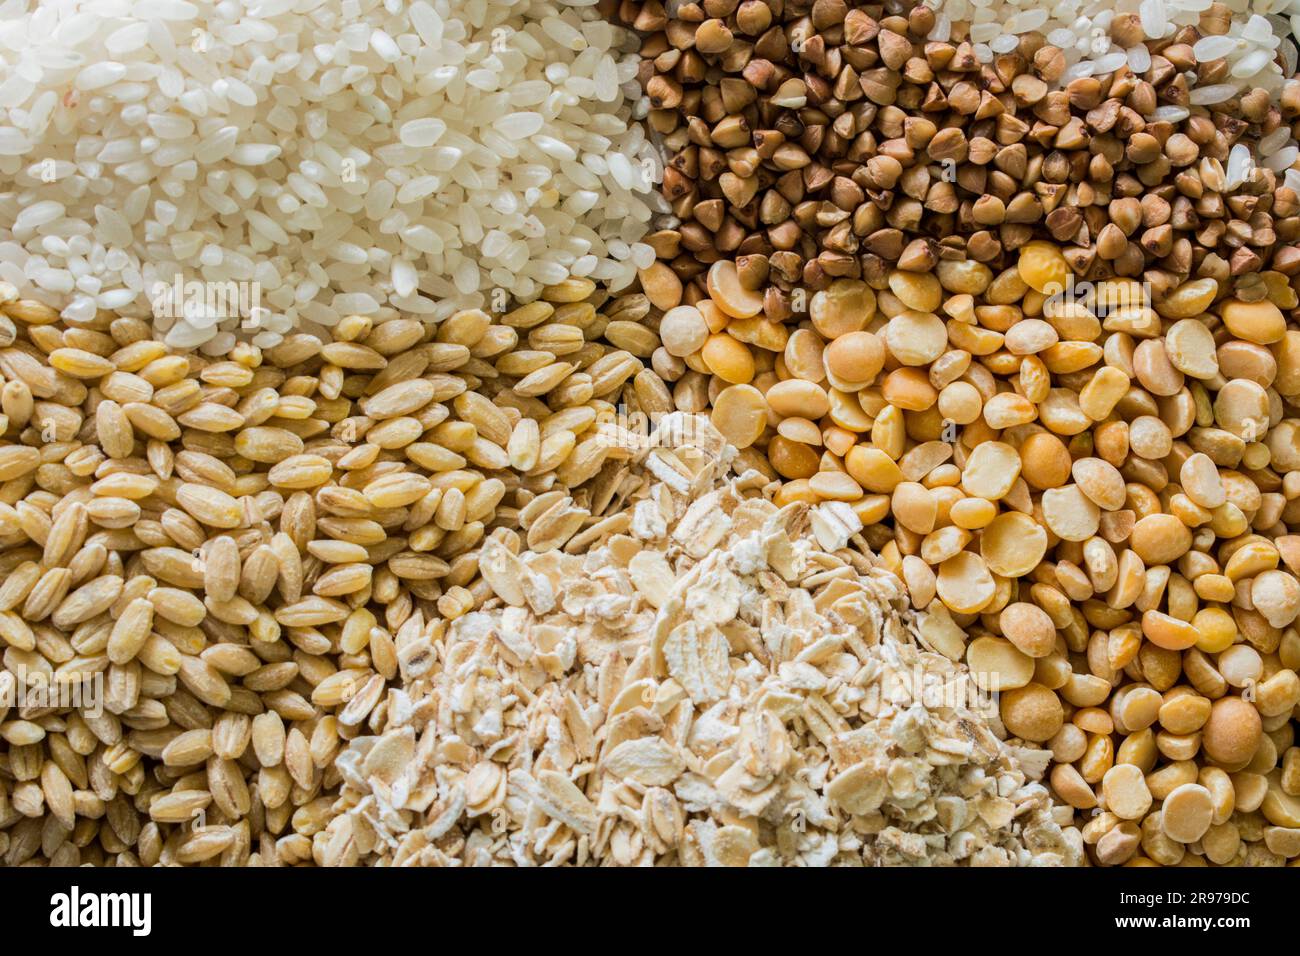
top-left (324, 415), bottom-right (1082, 866)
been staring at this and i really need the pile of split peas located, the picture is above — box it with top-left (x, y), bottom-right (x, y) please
top-left (638, 237), bottom-right (1300, 864)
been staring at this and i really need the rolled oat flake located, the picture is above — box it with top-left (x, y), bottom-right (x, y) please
top-left (328, 415), bottom-right (1083, 867)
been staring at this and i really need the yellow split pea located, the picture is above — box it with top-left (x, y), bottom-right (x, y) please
top-left (981, 512), bottom-right (1047, 578)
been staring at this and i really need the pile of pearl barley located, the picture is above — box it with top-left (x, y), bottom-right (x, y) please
top-left (0, 278), bottom-right (673, 866)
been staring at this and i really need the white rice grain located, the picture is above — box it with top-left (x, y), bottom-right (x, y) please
top-left (0, 0), bottom-right (657, 352)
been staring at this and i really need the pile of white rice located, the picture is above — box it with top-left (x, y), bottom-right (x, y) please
top-left (923, 0), bottom-right (1300, 100)
top-left (0, 0), bottom-right (663, 352)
